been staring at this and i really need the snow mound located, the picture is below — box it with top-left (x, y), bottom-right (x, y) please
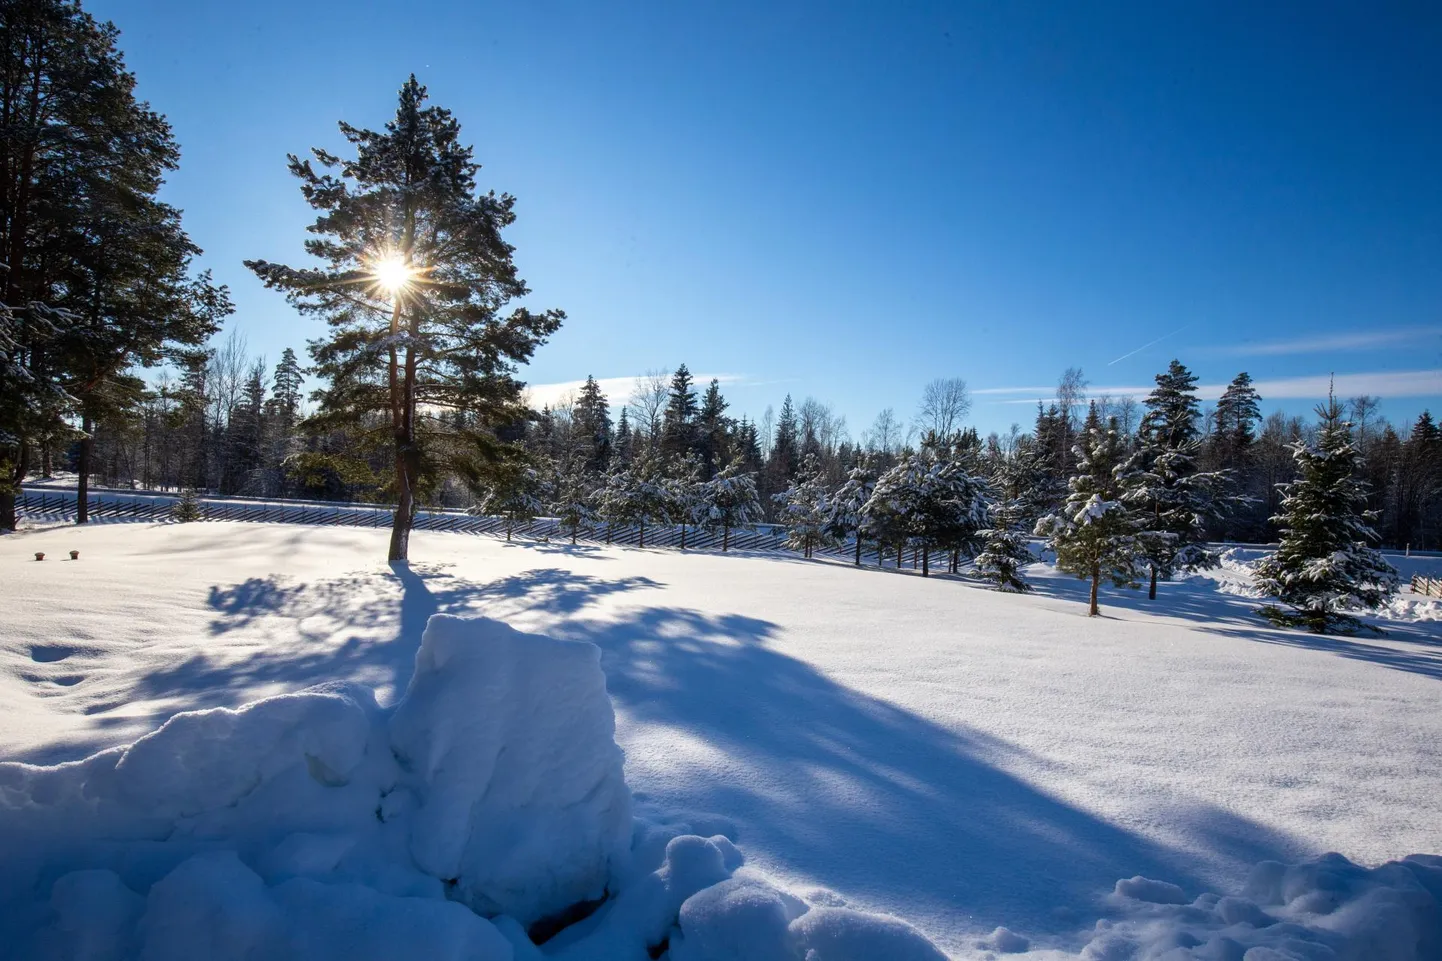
top-left (389, 613), bottom-right (631, 922)
top-left (0, 613), bottom-right (952, 961)
top-left (1084, 852), bottom-right (1442, 961)
top-left (0, 615), bottom-right (632, 958)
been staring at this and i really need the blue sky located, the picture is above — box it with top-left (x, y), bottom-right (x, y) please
top-left (94, 0), bottom-right (1442, 438)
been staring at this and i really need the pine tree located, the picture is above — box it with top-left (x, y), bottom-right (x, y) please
top-left (865, 440), bottom-right (989, 577)
top-left (1121, 360), bottom-right (1222, 599)
top-left (975, 500), bottom-right (1034, 592)
top-left (1254, 394), bottom-right (1398, 633)
top-left (271, 348), bottom-right (305, 429)
top-left (666, 452), bottom-right (704, 550)
top-left (477, 463), bottom-right (544, 542)
top-left (774, 453), bottom-right (830, 558)
top-left (247, 76), bottom-right (563, 562)
top-left (825, 454), bottom-right (879, 566)
top-left (660, 363), bottom-right (698, 462)
top-left (1, 0), bottom-right (229, 528)
top-left (976, 445), bottom-right (1043, 592)
top-left (696, 378), bottom-right (731, 477)
top-left (701, 458), bottom-right (762, 551)
top-left (1211, 372), bottom-right (1262, 468)
top-left (612, 407), bottom-right (634, 468)
top-left (171, 486), bottom-right (203, 523)
top-left (573, 375), bottom-right (613, 473)
top-left (549, 453), bottom-right (595, 545)
top-left (1036, 404), bottom-right (1144, 615)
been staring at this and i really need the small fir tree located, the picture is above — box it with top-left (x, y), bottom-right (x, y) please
top-left (774, 453), bottom-right (831, 558)
top-left (1254, 394), bottom-right (1399, 633)
top-left (825, 454), bottom-right (879, 566)
top-left (701, 458), bottom-right (762, 551)
top-left (666, 452), bottom-right (705, 550)
top-left (171, 487), bottom-right (203, 523)
top-left (549, 454), bottom-right (595, 544)
top-left (477, 464), bottom-right (544, 541)
top-left (1035, 405), bottom-right (1144, 615)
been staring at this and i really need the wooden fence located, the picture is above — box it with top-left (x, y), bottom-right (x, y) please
top-left (1412, 575), bottom-right (1442, 598)
top-left (16, 487), bottom-right (799, 555)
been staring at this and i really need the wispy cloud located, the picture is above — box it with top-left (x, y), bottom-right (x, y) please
top-left (524, 373), bottom-right (746, 409)
top-left (983, 369), bottom-right (1442, 405)
top-left (1209, 326), bottom-right (1442, 357)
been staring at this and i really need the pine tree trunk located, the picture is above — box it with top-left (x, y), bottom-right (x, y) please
top-left (571, 526), bottom-right (577, 545)
top-left (1149, 564), bottom-right (1157, 600)
top-left (1089, 563), bottom-right (1101, 616)
top-left (854, 534), bottom-right (862, 567)
top-left (386, 293), bottom-right (420, 562)
top-left (505, 519), bottom-right (512, 542)
top-left (922, 542), bottom-right (929, 577)
top-left (723, 522), bottom-right (730, 551)
top-left (896, 543), bottom-right (903, 568)
top-left (639, 519), bottom-right (645, 548)
top-left (76, 413), bottom-right (94, 524)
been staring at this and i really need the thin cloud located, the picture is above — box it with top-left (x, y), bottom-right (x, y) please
top-left (1107, 324), bottom-right (1191, 366)
top-left (984, 369), bottom-right (1442, 405)
top-left (524, 373), bottom-right (746, 409)
top-left (1210, 326), bottom-right (1442, 357)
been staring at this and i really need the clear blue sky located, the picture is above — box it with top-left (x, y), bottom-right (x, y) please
top-left (94, 0), bottom-right (1442, 438)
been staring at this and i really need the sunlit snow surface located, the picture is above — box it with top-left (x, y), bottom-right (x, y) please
top-left (3, 522), bottom-right (1440, 958)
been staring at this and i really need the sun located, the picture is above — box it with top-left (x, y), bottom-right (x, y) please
top-left (371, 256), bottom-right (414, 294)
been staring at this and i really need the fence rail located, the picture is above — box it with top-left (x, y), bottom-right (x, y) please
top-left (15, 487), bottom-right (807, 556)
top-left (1412, 575), bottom-right (1442, 598)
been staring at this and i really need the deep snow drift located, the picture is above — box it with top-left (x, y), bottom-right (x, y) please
top-left (4, 522), bottom-right (1442, 957)
top-left (1, 614), bottom-right (958, 960)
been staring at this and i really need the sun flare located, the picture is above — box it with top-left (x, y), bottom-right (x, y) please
top-left (371, 256), bottom-right (413, 294)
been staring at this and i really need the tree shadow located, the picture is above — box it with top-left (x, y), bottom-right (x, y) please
top-left (541, 602), bottom-right (1304, 946)
top-left (17, 565), bottom-right (1310, 949)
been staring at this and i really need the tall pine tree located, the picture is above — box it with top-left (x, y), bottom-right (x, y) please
top-left (247, 76), bottom-right (563, 561)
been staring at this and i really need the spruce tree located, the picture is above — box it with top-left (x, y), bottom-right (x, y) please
top-left (660, 363), bottom-right (698, 461)
top-left (1255, 394), bottom-right (1398, 633)
top-left (477, 462), bottom-right (544, 542)
top-left (549, 452), bottom-right (595, 545)
top-left (825, 454), bottom-right (879, 566)
top-left (612, 408), bottom-right (634, 467)
top-left (1121, 360), bottom-right (1222, 599)
top-left (270, 348), bottom-right (305, 428)
top-left (774, 453), bottom-right (830, 558)
top-left (247, 76), bottom-right (563, 561)
top-left (665, 452), bottom-right (704, 550)
top-left (701, 458), bottom-right (762, 551)
top-left (573, 375), bottom-right (613, 473)
top-left (1036, 404), bottom-right (1144, 615)
top-left (976, 445), bottom-right (1043, 592)
top-left (696, 378), bottom-right (731, 477)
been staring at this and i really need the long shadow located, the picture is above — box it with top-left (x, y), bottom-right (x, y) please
top-left (540, 602), bottom-right (1303, 944)
top-left (26, 565), bottom-right (1307, 947)
top-left (119, 567), bottom-right (664, 716)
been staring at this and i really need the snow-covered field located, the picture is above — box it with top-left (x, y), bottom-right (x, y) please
top-left (3, 522), bottom-right (1441, 958)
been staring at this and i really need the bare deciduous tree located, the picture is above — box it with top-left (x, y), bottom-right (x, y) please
top-left (1056, 367), bottom-right (1088, 432)
top-left (627, 369), bottom-right (670, 447)
top-left (915, 377), bottom-right (971, 440)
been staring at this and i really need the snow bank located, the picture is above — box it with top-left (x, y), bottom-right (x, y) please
top-left (1076, 852), bottom-right (1442, 961)
top-left (0, 613), bottom-right (949, 961)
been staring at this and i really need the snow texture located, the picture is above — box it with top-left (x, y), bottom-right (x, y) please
top-left (3, 523), bottom-right (1442, 958)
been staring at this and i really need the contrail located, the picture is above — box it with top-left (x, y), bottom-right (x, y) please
top-left (1107, 324), bottom-right (1191, 366)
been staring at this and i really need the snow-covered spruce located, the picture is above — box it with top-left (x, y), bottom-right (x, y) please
top-left (773, 453), bottom-right (831, 558)
top-left (1036, 404), bottom-right (1144, 615)
top-left (0, 614), bottom-right (952, 961)
top-left (1254, 394), bottom-right (1399, 634)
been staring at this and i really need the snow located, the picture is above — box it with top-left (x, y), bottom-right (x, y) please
top-left (3, 521), bottom-right (1442, 958)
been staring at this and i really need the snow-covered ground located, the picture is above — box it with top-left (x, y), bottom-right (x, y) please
top-left (3, 522), bottom-right (1441, 958)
